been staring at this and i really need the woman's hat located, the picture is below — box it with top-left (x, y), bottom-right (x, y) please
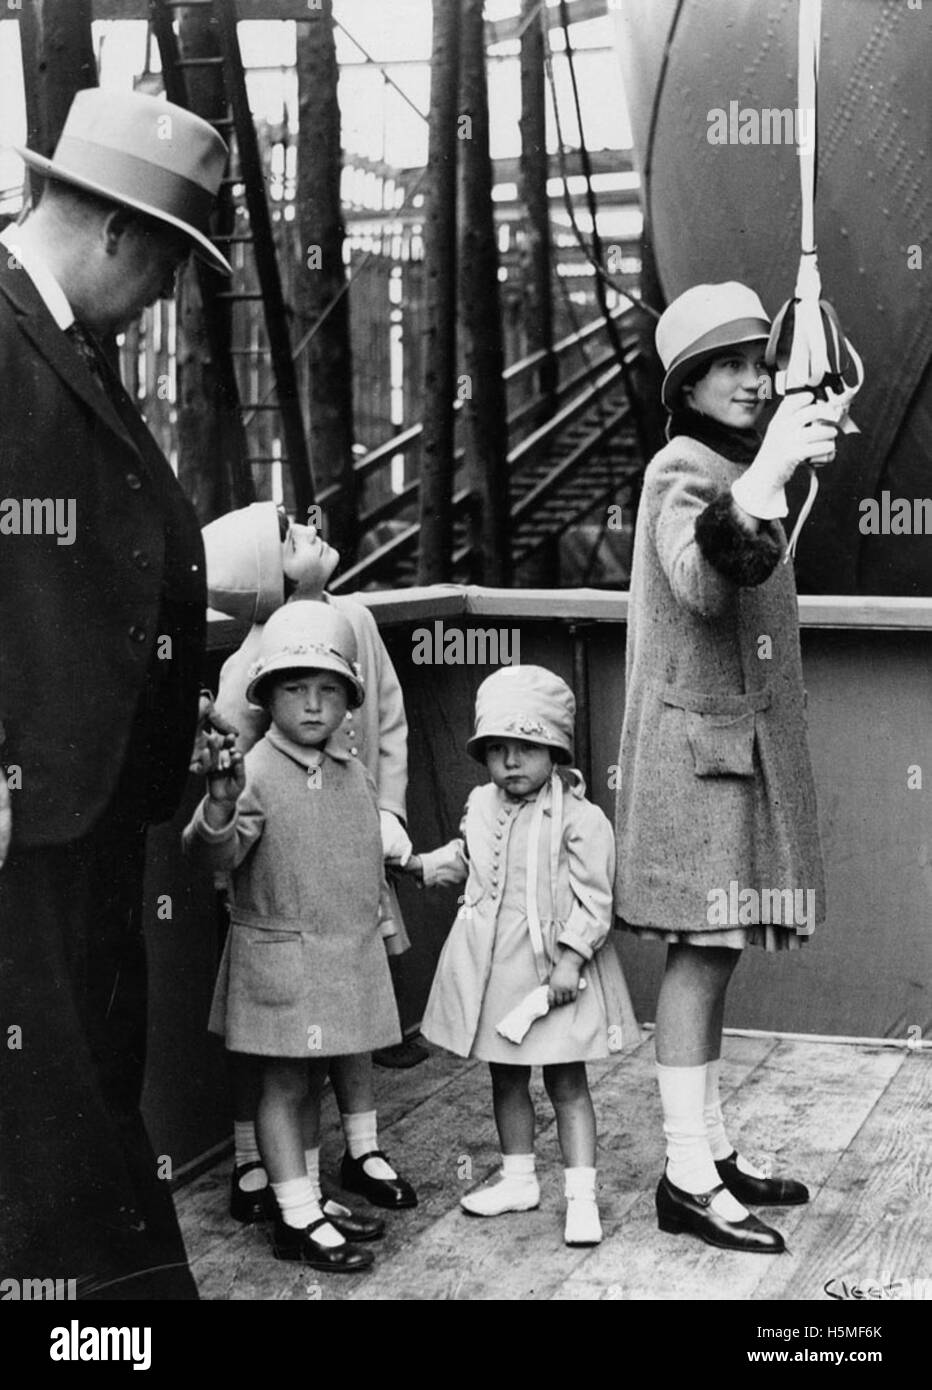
top-left (202, 502), bottom-right (284, 625)
top-left (15, 88), bottom-right (232, 275)
top-left (656, 282), bottom-right (771, 411)
top-left (245, 601), bottom-right (365, 709)
top-left (466, 665), bottom-right (575, 765)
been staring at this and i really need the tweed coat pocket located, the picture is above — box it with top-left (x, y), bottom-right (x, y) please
top-left (661, 686), bottom-right (772, 779)
top-left (684, 710), bottom-right (755, 776)
top-left (232, 927), bottom-right (305, 1008)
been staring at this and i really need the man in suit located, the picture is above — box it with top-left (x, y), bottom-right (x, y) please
top-left (0, 89), bottom-right (232, 1300)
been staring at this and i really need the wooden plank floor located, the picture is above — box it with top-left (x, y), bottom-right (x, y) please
top-left (175, 1034), bottom-right (930, 1301)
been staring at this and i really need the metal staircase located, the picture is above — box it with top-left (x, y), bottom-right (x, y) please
top-left (327, 309), bottom-right (645, 591)
top-left (149, 0), bottom-right (313, 514)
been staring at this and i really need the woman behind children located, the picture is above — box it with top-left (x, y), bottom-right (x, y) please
top-left (614, 282), bottom-right (841, 1254)
top-left (184, 603), bottom-right (402, 1272)
top-left (402, 665), bottom-right (639, 1247)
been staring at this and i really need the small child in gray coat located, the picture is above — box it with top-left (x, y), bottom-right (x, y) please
top-left (184, 602), bottom-right (402, 1274)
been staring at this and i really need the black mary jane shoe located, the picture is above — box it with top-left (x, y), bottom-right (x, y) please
top-left (321, 1199), bottom-right (386, 1242)
top-left (715, 1152), bottom-right (810, 1206)
top-left (272, 1217), bottom-right (374, 1272)
top-left (656, 1172), bottom-right (785, 1254)
top-left (340, 1150), bottom-right (418, 1210)
top-left (230, 1162), bottom-right (275, 1225)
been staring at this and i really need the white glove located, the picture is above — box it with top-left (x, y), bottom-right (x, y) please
top-left (380, 810), bottom-right (412, 867)
top-left (731, 392), bottom-right (841, 520)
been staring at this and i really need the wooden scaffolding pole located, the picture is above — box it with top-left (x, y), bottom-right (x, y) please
top-left (459, 0), bottom-right (511, 587)
top-left (173, 2), bottom-right (243, 522)
top-left (519, 0), bottom-right (556, 413)
top-left (295, 0), bottom-right (357, 558)
top-left (417, 0), bottom-right (461, 585)
top-left (18, 0), bottom-right (96, 203)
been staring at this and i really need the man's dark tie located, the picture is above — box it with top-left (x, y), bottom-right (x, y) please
top-left (67, 319), bottom-right (116, 399)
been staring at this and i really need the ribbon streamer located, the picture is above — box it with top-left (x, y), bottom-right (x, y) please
top-left (764, 0), bottom-right (864, 561)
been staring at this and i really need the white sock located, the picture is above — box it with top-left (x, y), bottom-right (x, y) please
top-left (343, 1110), bottom-right (397, 1180)
top-left (703, 1059), bottom-right (733, 1161)
top-left (656, 1062), bottom-right (748, 1222)
top-left (704, 1060), bottom-right (767, 1177)
top-left (271, 1176), bottom-right (342, 1247)
top-left (234, 1121), bottom-right (266, 1190)
top-left (502, 1153), bottom-right (536, 1180)
top-left (564, 1166), bottom-right (597, 1201)
top-left (304, 1147), bottom-right (322, 1201)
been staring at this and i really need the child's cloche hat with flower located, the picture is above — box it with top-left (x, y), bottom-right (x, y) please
top-left (466, 665), bottom-right (575, 765)
top-left (245, 601), bottom-right (365, 709)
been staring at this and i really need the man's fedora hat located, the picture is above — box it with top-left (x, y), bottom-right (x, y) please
top-left (16, 89), bottom-right (232, 275)
top-left (656, 282), bottom-right (771, 411)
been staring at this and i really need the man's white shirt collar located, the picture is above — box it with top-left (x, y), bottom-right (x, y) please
top-left (1, 224), bottom-right (75, 330)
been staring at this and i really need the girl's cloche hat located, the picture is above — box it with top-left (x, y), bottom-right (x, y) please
top-left (202, 501), bottom-right (284, 625)
top-left (245, 601), bottom-right (365, 709)
top-left (466, 665), bottom-right (575, 765)
top-left (657, 281), bottom-right (771, 411)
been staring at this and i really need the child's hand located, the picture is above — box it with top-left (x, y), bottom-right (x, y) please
top-left (206, 747), bottom-right (246, 808)
top-left (189, 693), bottom-right (239, 775)
top-left (548, 950), bottom-right (583, 1006)
top-left (388, 852), bottom-right (423, 883)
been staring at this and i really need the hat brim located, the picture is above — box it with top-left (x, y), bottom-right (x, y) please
top-left (661, 317), bottom-right (771, 411)
top-left (245, 654), bottom-right (364, 710)
top-left (16, 147), bottom-right (232, 276)
top-left (466, 731), bottom-right (573, 765)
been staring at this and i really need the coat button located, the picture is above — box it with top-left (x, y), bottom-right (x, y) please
top-left (125, 473), bottom-right (142, 490)
top-left (494, 830), bottom-right (503, 839)
top-left (350, 747), bottom-right (358, 756)
top-left (129, 625), bottom-right (147, 643)
top-left (132, 549), bottom-right (150, 570)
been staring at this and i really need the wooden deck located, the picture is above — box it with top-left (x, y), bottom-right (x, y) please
top-left (176, 1033), bottom-right (932, 1301)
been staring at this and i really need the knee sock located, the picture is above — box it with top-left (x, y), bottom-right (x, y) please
top-left (342, 1109), bottom-right (397, 1179)
top-left (656, 1062), bottom-right (748, 1221)
top-left (234, 1121), bottom-right (267, 1190)
top-left (702, 1059), bottom-right (733, 1160)
top-left (271, 1176), bottom-right (342, 1246)
top-left (704, 1059), bottom-right (766, 1177)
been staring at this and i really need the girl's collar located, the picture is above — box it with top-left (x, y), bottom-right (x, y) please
top-left (666, 406), bottom-right (762, 465)
top-left (493, 766), bottom-right (586, 806)
top-left (266, 724), bottom-right (349, 771)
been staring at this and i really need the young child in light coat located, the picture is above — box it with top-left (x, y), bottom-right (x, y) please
top-left (201, 502), bottom-right (417, 1225)
top-left (399, 665), bottom-right (640, 1247)
top-left (184, 603), bottom-right (402, 1273)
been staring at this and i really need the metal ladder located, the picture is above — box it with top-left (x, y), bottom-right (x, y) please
top-left (148, 0), bottom-right (314, 515)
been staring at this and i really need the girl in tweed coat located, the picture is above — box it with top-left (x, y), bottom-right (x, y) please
top-left (402, 665), bottom-right (639, 1248)
top-left (614, 283), bottom-right (843, 1254)
top-left (184, 602), bottom-right (403, 1273)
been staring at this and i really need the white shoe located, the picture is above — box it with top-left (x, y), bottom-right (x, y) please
top-left (564, 1196), bottom-right (603, 1246)
top-left (460, 1174), bottom-right (540, 1217)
